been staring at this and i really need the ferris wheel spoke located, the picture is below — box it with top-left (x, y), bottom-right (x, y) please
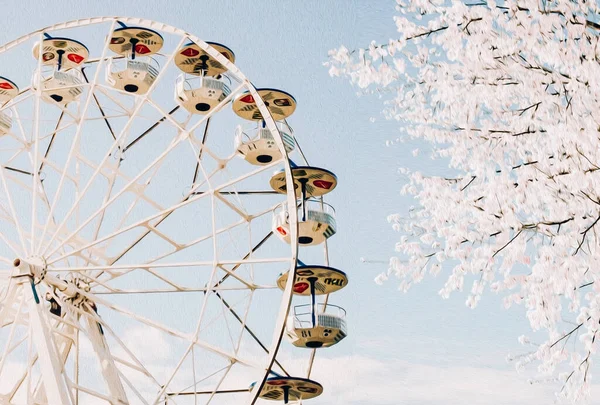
top-left (191, 118), bottom-right (211, 184)
top-left (78, 287), bottom-right (261, 369)
top-left (48, 287), bottom-right (261, 404)
top-left (0, 236), bottom-right (21, 261)
top-left (161, 294), bottom-right (254, 399)
top-left (212, 230), bottom-right (275, 290)
top-left (41, 117), bottom-right (193, 260)
top-left (35, 23), bottom-right (118, 257)
top-left (2, 165), bottom-right (33, 176)
top-left (168, 364), bottom-right (232, 399)
top-left (81, 69), bottom-right (117, 141)
top-left (95, 169), bottom-right (222, 274)
top-left (68, 383), bottom-right (116, 404)
top-left (30, 36), bottom-right (47, 256)
top-left (38, 33), bottom-right (188, 258)
top-left (10, 108), bottom-right (81, 270)
top-left (90, 285), bottom-right (278, 295)
top-left (92, 155), bottom-right (273, 277)
top-left (47, 156), bottom-right (280, 268)
top-left (122, 105), bottom-right (181, 153)
top-left (45, 190), bottom-right (212, 266)
top-left (215, 291), bottom-right (290, 377)
top-left (49, 257), bottom-right (288, 296)
top-left (0, 164), bottom-right (28, 254)
top-left (9, 352), bottom-right (36, 402)
top-left (101, 159), bottom-right (223, 267)
top-left (50, 257), bottom-right (292, 274)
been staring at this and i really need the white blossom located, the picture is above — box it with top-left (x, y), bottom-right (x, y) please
top-left (327, 0), bottom-right (600, 401)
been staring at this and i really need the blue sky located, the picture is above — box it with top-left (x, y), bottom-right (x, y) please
top-left (0, 1), bottom-right (584, 403)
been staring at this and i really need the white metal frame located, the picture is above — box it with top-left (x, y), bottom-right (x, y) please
top-left (0, 17), bottom-right (304, 405)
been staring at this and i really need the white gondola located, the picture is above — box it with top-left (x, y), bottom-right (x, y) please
top-left (277, 265), bottom-right (348, 295)
top-left (32, 67), bottom-right (85, 104)
top-left (273, 199), bottom-right (336, 246)
top-left (286, 303), bottom-right (347, 348)
top-left (31, 36), bottom-right (88, 105)
top-left (106, 26), bottom-right (164, 94)
top-left (233, 88), bottom-right (297, 121)
top-left (175, 74), bottom-right (231, 115)
top-left (0, 77), bottom-right (17, 135)
top-left (235, 123), bottom-right (296, 165)
top-left (106, 57), bottom-right (159, 94)
top-left (250, 376), bottom-right (323, 403)
top-left (270, 165), bottom-right (337, 198)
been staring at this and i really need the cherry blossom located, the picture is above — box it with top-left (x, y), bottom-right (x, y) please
top-left (328, 0), bottom-right (600, 401)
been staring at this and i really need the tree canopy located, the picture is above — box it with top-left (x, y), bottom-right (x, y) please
top-left (327, 0), bottom-right (600, 401)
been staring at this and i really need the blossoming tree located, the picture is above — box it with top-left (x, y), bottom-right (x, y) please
top-left (327, 0), bottom-right (600, 400)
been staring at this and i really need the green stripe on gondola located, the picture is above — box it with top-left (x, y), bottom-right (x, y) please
top-left (323, 226), bottom-right (336, 239)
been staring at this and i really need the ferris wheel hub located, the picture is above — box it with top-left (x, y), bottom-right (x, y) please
top-left (13, 256), bottom-right (47, 282)
top-left (11, 258), bottom-right (88, 301)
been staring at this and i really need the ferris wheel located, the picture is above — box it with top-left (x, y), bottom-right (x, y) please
top-left (0, 17), bottom-right (349, 405)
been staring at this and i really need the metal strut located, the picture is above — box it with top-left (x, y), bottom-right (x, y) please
top-left (283, 385), bottom-right (290, 404)
top-left (300, 179), bottom-right (308, 221)
top-left (25, 282), bottom-right (73, 405)
top-left (130, 38), bottom-right (139, 60)
top-left (308, 277), bottom-right (317, 328)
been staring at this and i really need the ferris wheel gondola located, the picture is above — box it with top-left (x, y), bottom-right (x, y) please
top-left (0, 76), bottom-right (18, 134)
top-left (105, 24), bottom-right (164, 94)
top-left (235, 123), bottom-right (296, 165)
top-left (278, 265), bottom-right (348, 348)
top-left (174, 41), bottom-right (235, 114)
top-left (250, 376), bottom-right (323, 403)
top-left (31, 35), bottom-right (88, 104)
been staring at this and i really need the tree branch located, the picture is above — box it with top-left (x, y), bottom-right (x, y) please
top-left (574, 215), bottom-right (600, 255)
top-left (492, 229), bottom-right (523, 257)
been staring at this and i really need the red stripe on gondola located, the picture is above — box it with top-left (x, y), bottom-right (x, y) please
top-left (67, 53), bottom-right (84, 64)
top-left (180, 47), bottom-right (200, 57)
top-left (268, 380), bottom-right (287, 386)
top-left (313, 180), bottom-right (333, 189)
top-left (240, 94), bottom-right (254, 103)
top-left (0, 82), bottom-right (14, 90)
top-left (135, 44), bottom-right (151, 54)
top-left (293, 282), bottom-right (309, 294)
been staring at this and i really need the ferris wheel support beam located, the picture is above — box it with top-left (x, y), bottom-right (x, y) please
top-left (83, 307), bottom-right (129, 404)
top-left (24, 282), bottom-right (73, 405)
top-left (33, 318), bottom-right (77, 404)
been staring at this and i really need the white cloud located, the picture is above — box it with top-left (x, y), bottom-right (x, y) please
top-left (309, 354), bottom-right (598, 405)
